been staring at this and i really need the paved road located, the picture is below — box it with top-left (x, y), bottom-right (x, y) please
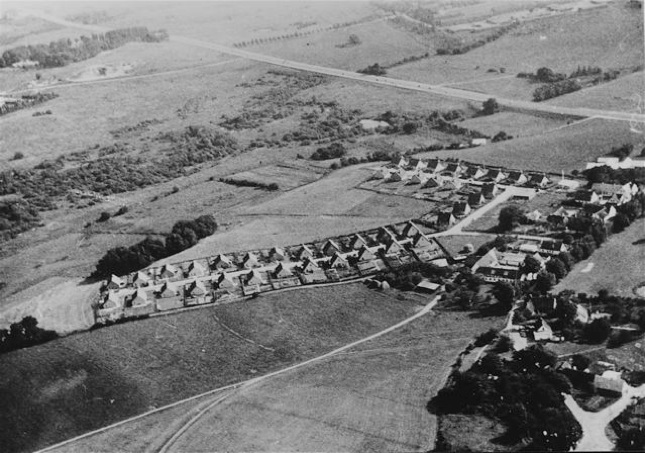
top-left (565, 384), bottom-right (645, 451)
top-left (18, 9), bottom-right (645, 124)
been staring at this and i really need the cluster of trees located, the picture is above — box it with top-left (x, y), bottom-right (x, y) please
top-left (0, 27), bottom-right (168, 69)
top-left (0, 92), bottom-right (58, 116)
top-left (374, 109), bottom-right (486, 139)
top-left (384, 52), bottom-right (430, 69)
top-left (219, 177), bottom-right (279, 191)
top-left (329, 149), bottom-right (400, 170)
top-left (93, 215), bottom-right (217, 278)
top-left (310, 142), bottom-right (347, 160)
top-left (433, 345), bottom-right (581, 451)
top-left (0, 199), bottom-right (42, 242)
top-left (336, 34), bottom-right (362, 48)
top-left (583, 166), bottom-right (645, 185)
top-left (606, 143), bottom-right (634, 161)
top-left (284, 105), bottom-right (366, 144)
top-left (480, 98), bottom-right (499, 116)
top-left (613, 194), bottom-right (645, 233)
top-left (376, 261), bottom-right (452, 291)
top-left (358, 63), bottom-right (387, 76)
top-left (492, 130), bottom-right (513, 142)
top-left (0, 316), bottom-right (58, 355)
top-left (533, 79), bottom-right (582, 101)
top-left (518, 67), bottom-right (567, 83)
top-left (435, 23), bottom-right (517, 55)
top-left (570, 65), bottom-right (602, 78)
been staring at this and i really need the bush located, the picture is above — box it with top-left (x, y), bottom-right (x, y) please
top-left (357, 63), bottom-right (386, 76)
top-left (115, 206), bottom-right (129, 216)
top-left (11, 152), bottom-right (24, 160)
top-left (310, 142), bottom-right (346, 160)
top-left (97, 211), bottom-right (111, 222)
top-left (474, 328), bottom-right (498, 347)
top-left (583, 318), bottom-right (612, 344)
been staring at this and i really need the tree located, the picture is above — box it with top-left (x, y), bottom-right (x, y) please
top-left (482, 98), bottom-right (499, 115)
top-left (571, 354), bottom-right (591, 371)
top-left (498, 205), bottom-right (524, 232)
top-left (98, 211), bottom-right (111, 222)
top-left (512, 344), bottom-right (557, 372)
top-left (522, 255), bottom-right (542, 274)
top-left (493, 281), bottom-right (515, 311)
top-left (348, 34), bottom-right (361, 45)
top-left (616, 427), bottom-right (645, 451)
top-left (402, 122), bottom-right (419, 134)
top-left (478, 353), bottom-right (504, 375)
top-left (583, 318), bottom-right (612, 344)
top-left (535, 271), bottom-right (556, 293)
top-left (613, 212), bottom-right (631, 233)
top-left (546, 257), bottom-right (567, 280)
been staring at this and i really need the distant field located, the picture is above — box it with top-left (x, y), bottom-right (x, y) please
top-left (224, 164), bottom-right (324, 191)
top-left (250, 20), bottom-right (428, 71)
top-left (454, 76), bottom-right (536, 101)
top-left (554, 218), bottom-right (645, 298)
top-left (60, 309), bottom-right (503, 453)
top-left (345, 192), bottom-right (434, 219)
top-left (0, 283), bottom-right (420, 453)
top-left (458, 111), bottom-right (568, 138)
top-left (416, 118), bottom-right (643, 173)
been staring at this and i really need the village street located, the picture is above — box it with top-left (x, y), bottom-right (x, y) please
top-left (565, 384), bottom-right (645, 451)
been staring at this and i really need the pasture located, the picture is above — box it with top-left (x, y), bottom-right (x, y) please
top-left (0, 283), bottom-right (420, 453)
top-left (554, 218), bottom-right (645, 299)
top-left (57, 309), bottom-right (504, 453)
top-left (458, 111), bottom-right (569, 138)
top-left (224, 163), bottom-right (324, 191)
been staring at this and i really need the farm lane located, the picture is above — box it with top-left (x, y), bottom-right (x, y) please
top-left (21, 8), bottom-right (645, 124)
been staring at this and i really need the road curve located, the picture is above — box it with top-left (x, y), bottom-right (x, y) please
top-left (18, 8), bottom-right (645, 124)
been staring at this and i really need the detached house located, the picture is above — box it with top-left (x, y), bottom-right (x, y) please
top-left (131, 271), bottom-right (151, 288)
top-left (408, 158), bottom-right (428, 171)
top-left (106, 274), bottom-right (126, 290)
top-left (426, 159), bottom-right (446, 174)
top-left (402, 221), bottom-right (422, 238)
top-left (506, 171), bottom-right (528, 185)
top-left (185, 280), bottom-right (207, 298)
top-left (269, 247), bottom-right (286, 261)
top-left (273, 262), bottom-right (293, 279)
top-left (296, 245), bottom-right (315, 261)
top-left (437, 212), bottom-right (457, 228)
top-left (212, 254), bottom-right (234, 270)
top-left (540, 240), bottom-right (567, 256)
top-left (241, 252), bottom-right (260, 269)
top-left (159, 264), bottom-right (180, 280)
top-left (124, 289), bottom-right (150, 309)
top-left (349, 234), bottom-right (368, 250)
top-left (322, 239), bottom-right (342, 257)
top-left (529, 174), bottom-right (550, 188)
top-left (185, 261), bottom-right (207, 278)
top-left (464, 166), bottom-right (487, 180)
top-left (467, 192), bottom-right (486, 207)
top-left (216, 273), bottom-right (237, 290)
top-left (422, 176), bottom-right (443, 189)
top-left (575, 190), bottom-right (601, 204)
top-left (329, 252), bottom-right (349, 269)
top-left (244, 270), bottom-right (265, 286)
top-left (533, 318), bottom-right (555, 341)
top-left (99, 292), bottom-right (122, 315)
top-left (408, 174), bottom-right (426, 185)
top-left (300, 257), bottom-right (320, 274)
top-left (357, 245), bottom-right (377, 262)
top-left (584, 204), bottom-right (617, 223)
top-left (157, 282), bottom-right (177, 298)
top-left (383, 238), bottom-right (404, 255)
top-left (452, 201), bottom-right (472, 218)
top-left (486, 169), bottom-right (507, 183)
top-left (481, 182), bottom-right (500, 198)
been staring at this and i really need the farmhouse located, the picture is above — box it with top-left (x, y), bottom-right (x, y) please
top-left (591, 183), bottom-right (633, 205)
top-left (540, 240), bottom-right (567, 256)
top-left (533, 318), bottom-right (555, 341)
top-left (583, 204), bottom-right (617, 223)
top-left (472, 248), bottom-right (523, 282)
top-left (212, 254), bottom-right (234, 270)
top-left (106, 274), bottom-right (126, 290)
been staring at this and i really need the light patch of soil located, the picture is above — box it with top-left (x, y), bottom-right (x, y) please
top-left (68, 63), bottom-right (134, 82)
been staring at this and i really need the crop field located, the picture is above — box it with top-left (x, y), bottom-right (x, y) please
top-left (388, 4), bottom-right (643, 87)
top-left (416, 118), bottom-right (643, 173)
top-left (458, 111), bottom-right (569, 138)
top-left (224, 164), bottom-right (325, 191)
top-left (454, 76), bottom-right (537, 101)
top-left (554, 218), bottom-right (645, 299)
top-left (545, 70), bottom-right (645, 112)
top-left (252, 20), bottom-right (428, 72)
top-left (0, 283), bottom-right (421, 453)
top-left (59, 308), bottom-right (504, 452)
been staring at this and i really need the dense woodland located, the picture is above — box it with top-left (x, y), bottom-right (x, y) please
top-left (0, 27), bottom-right (168, 69)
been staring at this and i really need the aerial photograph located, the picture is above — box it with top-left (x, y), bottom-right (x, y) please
top-left (0, 0), bottom-right (643, 451)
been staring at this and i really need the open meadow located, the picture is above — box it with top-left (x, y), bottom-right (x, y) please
top-left (50, 308), bottom-right (504, 453)
top-left (0, 283), bottom-right (422, 453)
top-left (554, 218), bottom-right (645, 298)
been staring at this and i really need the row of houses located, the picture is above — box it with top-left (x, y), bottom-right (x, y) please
top-left (585, 155), bottom-right (645, 170)
top-left (97, 220), bottom-right (448, 322)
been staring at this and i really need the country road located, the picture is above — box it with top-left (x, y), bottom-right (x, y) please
top-left (18, 8), bottom-right (645, 124)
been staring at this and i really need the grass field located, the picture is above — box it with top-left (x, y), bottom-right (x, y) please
top-left (416, 118), bottom-right (642, 173)
top-left (224, 163), bottom-right (325, 191)
top-left (435, 235), bottom-right (493, 258)
top-left (0, 283), bottom-right (421, 453)
top-left (458, 111), bottom-right (569, 138)
top-left (554, 218), bottom-right (645, 298)
top-left (56, 308), bottom-right (504, 452)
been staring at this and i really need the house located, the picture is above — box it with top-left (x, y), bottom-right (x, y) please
top-left (452, 201), bottom-right (472, 217)
top-left (472, 249), bottom-right (522, 283)
top-left (376, 227), bottom-right (396, 243)
top-left (575, 190), bottom-right (601, 204)
top-left (408, 174), bottom-right (426, 185)
top-left (185, 280), bottom-right (207, 298)
top-left (157, 282), bottom-right (177, 298)
top-left (594, 372), bottom-right (626, 396)
top-left (422, 176), bottom-right (443, 189)
top-left (392, 155), bottom-right (409, 167)
top-left (425, 159), bottom-right (446, 173)
top-left (357, 245), bottom-right (377, 261)
top-left (402, 221), bottom-right (422, 238)
top-left (269, 247), bottom-right (286, 261)
top-left (533, 318), bottom-right (555, 341)
top-left (584, 204), bottom-right (617, 223)
top-left (481, 182), bottom-right (499, 198)
top-left (383, 238), bottom-right (404, 255)
top-left (300, 257), bottom-right (320, 274)
top-left (388, 170), bottom-right (405, 182)
top-left (467, 192), bottom-right (486, 207)
top-left (106, 274), bottom-right (126, 290)
top-left (529, 174), bottom-right (550, 188)
top-left (296, 245), bottom-right (315, 260)
top-left (322, 239), bottom-right (342, 257)
top-left (437, 212), bottom-right (457, 228)
top-left (131, 271), bottom-right (151, 288)
top-left (125, 289), bottom-right (148, 308)
top-left (408, 158), bottom-right (428, 171)
top-left (517, 242), bottom-right (540, 254)
top-left (506, 171), bottom-right (528, 185)
top-left (329, 252), bottom-right (349, 268)
top-left (372, 167), bottom-right (392, 180)
top-left (349, 234), bottom-right (368, 250)
top-left (212, 254), bottom-right (233, 270)
top-left (159, 264), bottom-right (180, 279)
top-left (244, 270), bottom-right (265, 286)
top-left (471, 138), bottom-right (487, 147)
top-left (415, 279), bottom-right (441, 293)
top-left (524, 209), bottom-right (543, 223)
top-left (412, 234), bottom-right (436, 250)
top-left (443, 178), bottom-right (463, 191)
top-left (100, 292), bottom-right (121, 311)
top-left (442, 162), bottom-right (465, 177)
top-left (591, 183), bottom-right (632, 205)
top-left (540, 240), bottom-right (567, 256)
top-left (241, 252), bottom-right (260, 269)
top-left (216, 273), bottom-right (237, 289)
top-left (557, 178), bottom-right (582, 190)
top-left (547, 206), bottom-right (579, 226)
top-left (464, 166), bottom-right (487, 180)
top-left (273, 262), bottom-right (293, 279)
top-left (185, 261), bottom-right (207, 278)
top-left (486, 169), bottom-right (507, 183)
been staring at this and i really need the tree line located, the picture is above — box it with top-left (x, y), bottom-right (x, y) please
top-left (0, 316), bottom-right (58, 355)
top-left (1, 27), bottom-right (168, 69)
top-left (93, 214), bottom-right (218, 278)
top-left (0, 93), bottom-right (58, 116)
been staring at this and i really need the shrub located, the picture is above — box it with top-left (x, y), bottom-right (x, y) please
top-left (97, 211), bottom-right (111, 222)
top-left (115, 206), bottom-right (129, 216)
top-left (11, 152), bottom-right (24, 160)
